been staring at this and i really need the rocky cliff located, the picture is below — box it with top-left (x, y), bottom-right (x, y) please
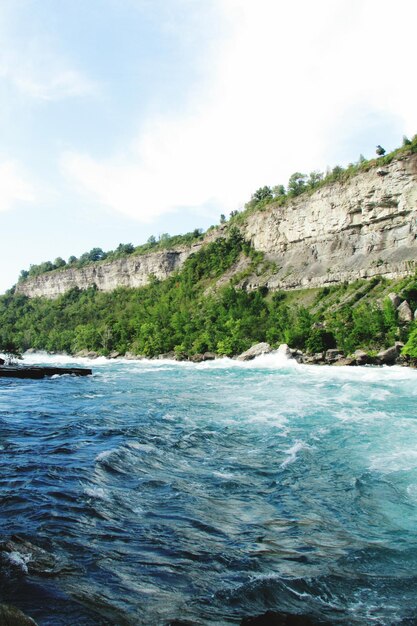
top-left (16, 248), bottom-right (197, 299)
top-left (241, 153), bottom-right (417, 290)
top-left (16, 153), bottom-right (417, 299)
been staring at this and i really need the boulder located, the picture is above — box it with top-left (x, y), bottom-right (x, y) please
top-left (237, 343), bottom-right (272, 361)
top-left (0, 535), bottom-right (70, 577)
top-left (388, 292), bottom-right (402, 308)
top-left (289, 349), bottom-right (305, 363)
top-left (397, 300), bottom-right (413, 323)
top-left (108, 351), bottom-right (121, 359)
top-left (333, 357), bottom-right (355, 366)
top-left (376, 345), bottom-right (400, 365)
top-left (353, 349), bottom-right (371, 365)
top-left (325, 349), bottom-right (344, 363)
top-left (75, 350), bottom-right (99, 358)
top-left (277, 344), bottom-right (293, 359)
top-left (0, 357), bottom-right (4, 365)
top-left (190, 352), bottom-right (216, 363)
top-left (0, 604), bottom-right (38, 626)
top-left (124, 352), bottom-right (138, 360)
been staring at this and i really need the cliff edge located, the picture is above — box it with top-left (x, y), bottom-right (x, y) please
top-left (16, 153), bottom-right (417, 299)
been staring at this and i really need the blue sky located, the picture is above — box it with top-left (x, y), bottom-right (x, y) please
top-left (0, 0), bottom-right (416, 293)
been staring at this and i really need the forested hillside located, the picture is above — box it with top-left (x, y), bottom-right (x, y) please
top-left (2, 228), bottom-right (417, 361)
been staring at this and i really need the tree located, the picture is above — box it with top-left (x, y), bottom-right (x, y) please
top-left (147, 235), bottom-right (157, 246)
top-left (272, 184), bottom-right (286, 198)
top-left (54, 257), bottom-right (66, 268)
top-left (116, 243), bottom-right (135, 255)
top-left (307, 171), bottom-right (323, 189)
top-left (287, 172), bottom-right (307, 196)
top-left (220, 214), bottom-right (226, 224)
top-left (252, 186), bottom-right (273, 203)
top-left (68, 256), bottom-right (78, 265)
top-left (376, 145), bottom-right (386, 156)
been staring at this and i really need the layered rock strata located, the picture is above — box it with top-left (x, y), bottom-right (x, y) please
top-left (16, 247), bottom-right (197, 299)
top-left (16, 153), bottom-right (417, 299)
top-left (241, 154), bottom-right (417, 290)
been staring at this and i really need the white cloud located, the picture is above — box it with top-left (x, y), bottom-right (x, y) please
top-left (0, 161), bottom-right (35, 212)
top-left (0, 8), bottom-right (97, 102)
top-left (61, 0), bottom-right (417, 223)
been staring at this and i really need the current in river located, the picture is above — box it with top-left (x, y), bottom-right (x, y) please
top-left (1, 353), bottom-right (417, 625)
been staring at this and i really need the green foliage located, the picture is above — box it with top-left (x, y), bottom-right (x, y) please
top-left (403, 324), bottom-right (417, 359)
top-left (287, 172), bottom-right (307, 197)
top-left (252, 186), bottom-right (273, 203)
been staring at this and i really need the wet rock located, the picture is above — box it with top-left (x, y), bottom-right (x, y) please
top-left (277, 344), bottom-right (293, 359)
top-left (289, 349), bottom-right (304, 363)
top-left (108, 351), bottom-right (121, 359)
top-left (237, 343), bottom-right (272, 361)
top-left (376, 345), bottom-right (400, 365)
top-left (0, 357), bottom-right (4, 365)
top-left (397, 300), bottom-right (413, 323)
top-left (388, 292), bottom-right (402, 308)
top-left (0, 535), bottom-right (70, 578)
top-left (241, 610), bottom-right (322, 625)
top-left (0, 604), bottom-right (38, 626)
top-left (124, 351), bottom-right (139, 360)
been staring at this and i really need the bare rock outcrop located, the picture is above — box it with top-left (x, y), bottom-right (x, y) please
top-left (15, 153), bottom-right (417, 299)
top-left (241, 154), bottom-right (417, 290)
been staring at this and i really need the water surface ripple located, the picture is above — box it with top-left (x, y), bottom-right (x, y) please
top-left (1, 353), bottom-right (417, 625)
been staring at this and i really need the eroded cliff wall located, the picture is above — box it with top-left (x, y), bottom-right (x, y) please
top-left (16, 153), bottom-right (417, 298)
top-left (16, 248), bottom-right (197, 299)
top-left (241, 153), bottom-right (417, 290)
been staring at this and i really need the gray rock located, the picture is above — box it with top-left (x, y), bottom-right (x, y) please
top-left (376, 345), bottom-right (400, 365)
top-left (388, 292), bottom-right (402, 308)
top-left (325, 349), bottom-right (344, 363)
top-left (0, 604), bottom-right (38, 626)
top-left (237, 342), bottom-right (271, 361)
top-left (277, 344), bottom-right (293, 359)
top-left (0, 535), bottom-right (71, 578)
top-left (354, 349), bottom-right (371, 365)
top-left (333, 357), bottom-right (355, 366)
top-left (124, 352), bottom-right (138, 360)
top-left (397, 300), bottom-right (413, 322)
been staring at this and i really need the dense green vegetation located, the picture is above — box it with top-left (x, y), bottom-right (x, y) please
top-left (2, 229), bottom-right (417, 361)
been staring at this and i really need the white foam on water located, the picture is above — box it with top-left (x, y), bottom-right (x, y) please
top-left (84, 486), bottom-right (110, 501)
top-left (281, 440), bottom-right (311, 468)
top-left (6, 551), bottom-right (31, 574)
top-left (369, 449), bottom-right (417, 473)
top-left (95, 448), bottom-right (118, 462)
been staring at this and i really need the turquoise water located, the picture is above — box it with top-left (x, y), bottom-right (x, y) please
top-left (1, 353), bottom-right (417, 625)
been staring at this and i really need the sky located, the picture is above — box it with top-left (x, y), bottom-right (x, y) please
top-left (0, 0), bottom-right (416, 294)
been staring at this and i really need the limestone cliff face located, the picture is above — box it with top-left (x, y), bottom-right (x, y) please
top-left (16, 248), bottom-right (197, 299)
top-left (16, 153), bottom-right (417, 298)
top-left (241, 154), bottom-right (417, 290)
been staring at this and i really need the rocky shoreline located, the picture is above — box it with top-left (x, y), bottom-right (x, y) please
top-left (65, 340), bottom-right (414, 368)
